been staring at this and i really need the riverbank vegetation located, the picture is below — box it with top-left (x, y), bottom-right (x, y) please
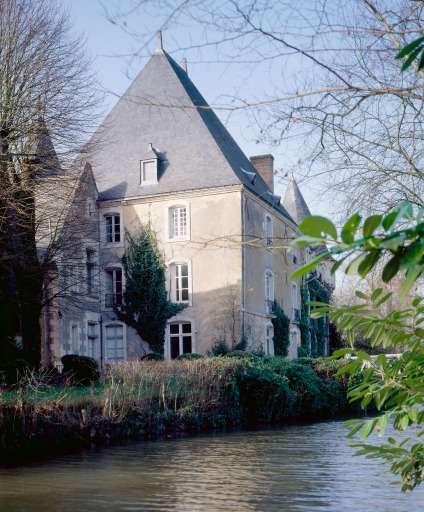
top-left (0, 355), bottom-right (353, 456)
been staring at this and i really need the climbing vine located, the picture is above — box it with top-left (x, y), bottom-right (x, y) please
top-left (272, 300), bottom-right (290, 357)
top-left (299, 271), bottom-right (330, 358)
top-left (298, 282), bottom-right (311, 357)
top-left (117, 223), bottom-right (185, 355)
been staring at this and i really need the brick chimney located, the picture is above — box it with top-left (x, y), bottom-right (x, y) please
top-left (249, 154), bottom-right (274, 193)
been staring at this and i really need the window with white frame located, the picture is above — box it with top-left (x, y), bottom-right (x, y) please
top-left (291, 282), bottom-right (299, 321)
top-left (265, 324), bottom-right (274, 355)
top-left (105, 324), bottom-right (124, 360)
top-left (87, 322), bottom-right (98, 359)
top-left (140, 159), bottom-right (157, 183)
top-left (292, 247), bottom-right (298, 265)
top-left (169, 262), bottom-right (191, 304)
top-left (105, 268), bottom-right (123, 307)
top-left (265, 270), bottom-right (275, 314)
top-left (169, 206), bottom-right (187, 239)
top-left (265, 215), bottom-right (273, 248)
top-left (168, 322), bottom-right (193, 359)
top-left (105, 214), bottom-right (121, 243)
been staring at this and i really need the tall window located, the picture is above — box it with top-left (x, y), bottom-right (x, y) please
top-left (105, 268), bottom-right (123, 307)
top-left (105, 324), bottom-right (124, 360)
top-left (169, 206), bottom-right (187, 238)
top-left (170, 263), bottom-right (190, 303)
top-left (105, 214), bottom-right (121, 243)
top-left (169, 322), bottom-right (192, 359)
top-left (141, 160), bottom-right (157, 183)
top-left (292, 282), bottom-right (299, 321)
top-left (265, 215), bottom-right (273, 248)
top-left (265, 270), bottom-right (275, 314)
top-left (87, 322), bottom-right (98, 359)
top-left (71, 324), bottom-right (79, 353)
top-left (265, 325), bottom-right (274, 355)
top-left (86, 249), bottom-right (96, 295)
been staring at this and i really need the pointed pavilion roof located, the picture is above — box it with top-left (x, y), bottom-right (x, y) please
top-left (283, 176), bottom-right (331, 257)
top-left (282, 176), bottom-right (312, 226)
top-left (86, 36), bottom-right (293, 220)
top-left (33, 117), bottom-right (62, 177)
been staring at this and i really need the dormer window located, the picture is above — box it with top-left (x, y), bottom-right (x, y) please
top-left (140, 159), bottom-right (157, 184)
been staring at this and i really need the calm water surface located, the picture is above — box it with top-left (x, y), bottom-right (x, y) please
top-left (1, 419), bottom-right (423, 511)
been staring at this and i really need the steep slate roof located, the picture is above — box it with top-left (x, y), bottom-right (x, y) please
top-left (87, 41), bottom-right (293, 220)
top-left (283, 176), bottom-right (330, 256)
top-left (282, 176), bottom-right (312, 225)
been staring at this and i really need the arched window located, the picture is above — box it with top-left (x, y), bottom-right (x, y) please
top-left (265, 270), bottom-right (275, 314)
top-left (104, 267), bottom-right (123, 308)
top-left (167, 320), bottom-right (194, 359)
top-left (291, 282), bottom-right (299, 321)
top-left (168, 258), bottom-right (192, 306)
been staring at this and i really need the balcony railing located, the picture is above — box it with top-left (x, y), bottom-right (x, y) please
top-left (265, 300), bottom-right (276, 315)
top-left (105, 293), bottom-right (123, 308)
top-left (292, 308), bottom-right (300, 322)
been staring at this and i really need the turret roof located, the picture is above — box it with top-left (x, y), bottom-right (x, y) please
top-left (282, 176), bottom-right (312, 225)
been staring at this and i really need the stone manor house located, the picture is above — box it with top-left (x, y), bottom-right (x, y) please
top-left (38, 35), bottom-right (334, 366)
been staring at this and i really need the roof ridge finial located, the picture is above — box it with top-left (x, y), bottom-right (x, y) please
top-left (157, 30), bottom-right (163, 51)
top-left (182, 57), bottom-right (187, 73)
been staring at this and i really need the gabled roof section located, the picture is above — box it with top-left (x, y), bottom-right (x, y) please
top-left (87, 40), bottom-right (292, 219)
top-left (282, 176), bottom-right (312, 226)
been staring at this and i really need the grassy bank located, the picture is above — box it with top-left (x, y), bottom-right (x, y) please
top-left (0, 356), bottom-right (353, 455)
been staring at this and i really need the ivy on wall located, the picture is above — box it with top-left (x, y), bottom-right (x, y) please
top-left (299, 271), bottom-right (330, 358)
top-left (272, 300), bottom-right (290, 357)
top-left (298, 282), bottom-right (311, 357)
top-left (117, 223), bottom-right (185, 355)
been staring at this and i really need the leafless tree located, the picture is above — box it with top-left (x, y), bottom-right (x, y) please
top-left (104, 0), bottom-right (424, 217)
top-left (0, 0), bottom-right (100, 366)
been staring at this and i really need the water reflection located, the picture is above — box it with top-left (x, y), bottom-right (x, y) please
top-left (1, 420), bottom-right (423, 511)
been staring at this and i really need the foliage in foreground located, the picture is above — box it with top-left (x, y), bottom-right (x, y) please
top-left (292, 200), bottom-right (424, 491)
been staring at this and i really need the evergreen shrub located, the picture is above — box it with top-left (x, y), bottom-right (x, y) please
top-left (140, 353), bottom-right (165, 361)
top-left (225, 350), bottom-right (259, 361)
top-left (176, 353), bottom-right (204, 360)
top-left (61, 355), bottom-right (99, 385)
top-left (0, 358), bottom-right (32, 386)
top-left (210, 339), bottom-right (229, 356)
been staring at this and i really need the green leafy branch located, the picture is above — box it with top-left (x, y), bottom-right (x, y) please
top-left (291, 200), bottom-right (424, 490)
top-left (292, 200), bottom-right (424, 300)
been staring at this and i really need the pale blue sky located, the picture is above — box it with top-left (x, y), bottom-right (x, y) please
top-left (63, 0), bottom-right (319, 209)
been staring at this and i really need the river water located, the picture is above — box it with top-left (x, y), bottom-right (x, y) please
top-left (1, 419), bottom-right (423, 511)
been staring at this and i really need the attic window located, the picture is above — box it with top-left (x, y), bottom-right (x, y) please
top-left (140, 159), bottom-right (157, 184)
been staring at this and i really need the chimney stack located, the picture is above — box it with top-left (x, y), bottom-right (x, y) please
top-left (250, 154), bottom-right (274, 193)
